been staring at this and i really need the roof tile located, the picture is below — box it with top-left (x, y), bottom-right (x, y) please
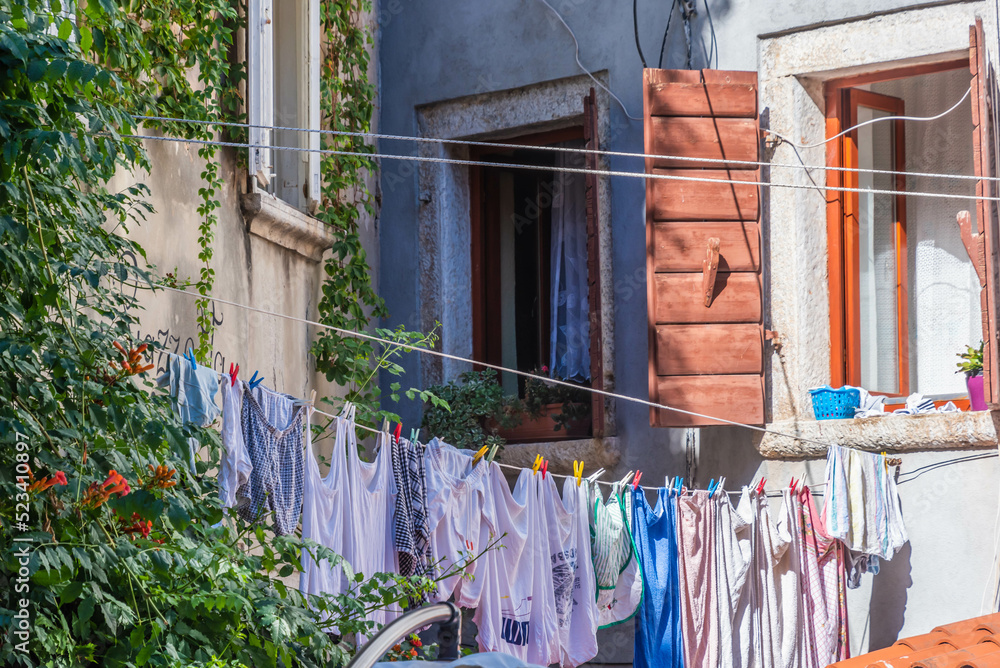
top-left (935, 615), bottom-right (1000, 636)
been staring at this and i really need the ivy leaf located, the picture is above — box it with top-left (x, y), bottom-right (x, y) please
top-left (57, 18), bottom-right (72, 41)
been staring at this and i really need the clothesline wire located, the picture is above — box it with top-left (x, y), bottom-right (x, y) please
top-left (115, 132), bottom-right (1000, 203)
top-left (131, 112), bottom-right (999, 184)
top-left (155, 283), bottom-right (844, 451)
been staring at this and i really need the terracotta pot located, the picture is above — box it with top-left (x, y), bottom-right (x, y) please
top-left (498, 403), bottom-right (591, 443)
top-left (968, 374), bottom-right (987, 411)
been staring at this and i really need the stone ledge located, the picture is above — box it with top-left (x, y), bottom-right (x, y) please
top-left (500, 437), bottom-right (621, 473)
top-left (757, 410), bottom-right (1000, 459)
top-left (241, 192), bottom-right (332, 261)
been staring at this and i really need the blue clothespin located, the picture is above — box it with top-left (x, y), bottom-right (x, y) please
top-left (184, 347), bottom-right (197, 370)
top-left (675, 477), bottom-right (683, 494)
top-left (247, 370), bottom-right (264, 390)
top-left (707, 478), bottom-right (717, 496)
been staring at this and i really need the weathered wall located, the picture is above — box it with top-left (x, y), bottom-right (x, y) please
top-left (378, 0), bottom-right (1000, 663)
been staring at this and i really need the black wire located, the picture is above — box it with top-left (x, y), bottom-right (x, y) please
top-left (703, 0), bottom-right (717, 69)
top-left (657, 0), bottom-right (678, 69)
top-left (633, 0), bottom-right (648, 68)
top-left (896, 451), bottom-right (998, 484)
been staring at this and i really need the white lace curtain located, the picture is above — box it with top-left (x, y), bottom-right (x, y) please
top-left (549, 147), bottom-right (591, 382)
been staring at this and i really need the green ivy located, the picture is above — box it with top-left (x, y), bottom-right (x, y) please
top-left (0, 2), bottom-right (462, 666)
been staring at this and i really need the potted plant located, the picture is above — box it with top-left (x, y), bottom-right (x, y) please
top-left (957, 342), bottom-right (986, 411)
top-left (507, 366), bottom-right (591, 442)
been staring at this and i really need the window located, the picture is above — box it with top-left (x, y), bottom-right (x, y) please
top-left (826, 62), bottom-right (980, 400)
top-left (247, 0), bottom-right (321, 213)
top-left (470, 128), bottom-right (597, 441)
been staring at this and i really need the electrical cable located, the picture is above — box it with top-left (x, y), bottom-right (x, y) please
top-left (768, 86), bottom-right (972, 150)
top-left (133, 110), bottom-right (999, 183)
top-left (633, 0), bottom-right (648, 68)
top-left (657, 0), bottom-right (678, 69)
top-left (534, 0), bottom-right (643, 121)
top-left (703, 0), bottom-right (717, 70)
top-left (118, 132), bottom-right (1000, 203)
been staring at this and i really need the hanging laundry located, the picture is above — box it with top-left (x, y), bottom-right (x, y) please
top-left (423, 437), bottom-right (491, 604)
top-left (156, 353), bottom-right (221, 428)
top-left (747, 489), bottom-right (800, 668)
top-left (235, 385), bottom-right (306, 536)
top-left (713, 487), bottom-right (752, 668)
top-left (474, 468), bottom-right (558, 666)
top-left (793, 486), bottom-right (849, 668)
top-left (591, 482), bottom-right (642, 630)
top-left (823, 445), bottom-right (908, 571)
top-left (218, 377), bottom-right (250, 509)
top-left (677, 489), bottom-right (721, 668)
top-left (631, 486), bottom-right (684, 668)
top-left (390, 435), bottom-right (433, 581)
top-left (538, 474), bottom-right (599, 667)
top-left (344, 428), bottom-right (400, 638)
top-left (300, 408), bottom-right (352, 610)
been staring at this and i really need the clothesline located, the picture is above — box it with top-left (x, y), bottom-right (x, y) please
top-left (116, 133), bottom-right (997, 203)
top-left (132, 111), bottom-right (999, 183)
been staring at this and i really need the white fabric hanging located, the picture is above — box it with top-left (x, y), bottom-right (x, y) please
top-left (549, 145), bottom-right (591, 382)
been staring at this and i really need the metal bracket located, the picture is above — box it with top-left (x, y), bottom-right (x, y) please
top-left (702, 237), bottom-right (721, 307)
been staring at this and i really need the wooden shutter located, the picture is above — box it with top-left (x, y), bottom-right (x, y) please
top-left (247, 0), bottom-right (273, 186)
top-left (583, 88), bottom-right (606, 437)
top-left (306, 0), bottom-right (321, 211)
top-left (643, 69), bottom-right (764, 427)
top-left (971, 18), bottom-right (1000, 406)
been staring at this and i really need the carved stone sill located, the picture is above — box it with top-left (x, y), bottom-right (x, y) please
top-left (500, 437), bottom-right (621, 473)
top-left (240, 192), bottom-right (332, 262)
top-left (757, 410), bottom-right (1000, 459)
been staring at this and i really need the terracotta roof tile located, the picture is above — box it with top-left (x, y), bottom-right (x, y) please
top-left (958, 648), bottom-right (1000, 668)
top-left (898, 634), bottom-right (958, 651)
top-left (828, 645), bottom-right (913, 668)
top-left (871, 644), bottom-right (959, 668)
top-left (909, 641), bottom-right (1000, 668)
top-left (935, 615), bottom-right (1000, 636)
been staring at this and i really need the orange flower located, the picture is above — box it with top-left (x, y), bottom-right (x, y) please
top-left (27, 471), bottom-right (69, 494)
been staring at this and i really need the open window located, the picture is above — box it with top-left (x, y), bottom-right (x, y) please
top-left (469, 92), bottom-right (606, 442)
top-left (247, 0), bottom-right (321, 213)
top-left (826, 57), bottom-right (986, 407)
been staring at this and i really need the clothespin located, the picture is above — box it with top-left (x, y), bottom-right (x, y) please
top-left (381, 417), bottom-right (390, 433)
top-left (410, 428), bottom-right (420, 443)
top-left (755, 478), bottom-right (767, 495)
top-left (632, 471), bottom-right (643, 490)
top-left (574, 460), bottom-right (585, 487)
top-left (541, 460), bottom-right (549, 479)
top-left (618, 471), bottom-right (634, 487)
top-left (228, 363), bottom-right (239, 387)
top-left (472, 446), bottom-right (489, 464)
top-left (393, 423), bottom-right (402, 442)
top-left (487, 443), bottom-right (500, 463)
top-left (587, 467), bottom-right (605, 483)
top-left (532, 455), bottom-right (544, 475)
top-left (707, 478), bottom-right (716, 496)
top-left (310, 389), bottom-right (316, 405)
top-left (247, 370), bottom-right (263, 390)
top-left (715, 477), bottom-right (726, 498)
top-left (789, 477), bottom-right (798, 493)
top-left (184, 347), bottom-right (197, 370)
top-left (675, 477), bottom-right (684, 494)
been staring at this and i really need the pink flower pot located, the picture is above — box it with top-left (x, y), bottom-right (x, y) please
top-left (968, 374), bottom-right (987, 411)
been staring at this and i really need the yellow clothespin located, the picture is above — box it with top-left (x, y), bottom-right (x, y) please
top-left (532, 454), bottom-right (543, 475)
top-left (472, 445), bottom-right (488, 464)
top-left (574, 460), bottom-right (584, 486)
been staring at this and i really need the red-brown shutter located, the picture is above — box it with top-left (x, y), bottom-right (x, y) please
top-left (583, 89), bottom-right (607, 436)
top-left (644, 69), bottom-right (764, 427)
top-left (970, 19), bottom-right (1000, 406)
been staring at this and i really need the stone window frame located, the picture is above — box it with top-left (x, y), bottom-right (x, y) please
top-left (411, 73), bottom-right (619, 465)
top-left (756, 1), bottom-right (1000, 456)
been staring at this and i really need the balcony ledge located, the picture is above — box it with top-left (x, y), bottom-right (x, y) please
top-left (757, 410), bottom-right (1000, 459)
top-left (500, 437), bottom-right (621, 474)
top-left (241, 192), bottom-right (332, 262)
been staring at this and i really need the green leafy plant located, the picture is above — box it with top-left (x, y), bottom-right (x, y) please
top-left (421, 370), bottom-right (520, 452)
top-left (522, 367), bottom-right (592, 432)
top-left (957, 342), bottom-right (985, 377)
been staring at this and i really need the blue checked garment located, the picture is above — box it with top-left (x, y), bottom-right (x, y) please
top-left (236, 386), bottom-right (306, 536)
top-left (391, 437), bottom-right (434, 582)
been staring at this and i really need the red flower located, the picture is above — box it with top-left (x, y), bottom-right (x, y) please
top-left (53, 471), bottom-right (68, 486)
top-left (411, 638), bottom-right (423, 648)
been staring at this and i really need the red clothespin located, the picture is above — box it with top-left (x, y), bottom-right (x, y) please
top-left (755, 478), bottom-right (766, 494)
top-left (228, 363), bottom-right (239, 387)
top-left (541, 459), bottom-right (548, 479)
top-left (393, 423), bottom-right (402, 442)
top-left (632, 471), bottom-right (643, 490)
top-left (789, 477), bottom-right (798, 493)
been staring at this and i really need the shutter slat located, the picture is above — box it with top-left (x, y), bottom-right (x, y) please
top-left (647, 82), bottom-right (757, 118)
top-left (654, 273), bottom-right (761, 324)
top-left (654, 376), bottom-right (764, 426)
top-left (649, 117), bottom-right (759, 168)
top-left (652, 222), bottom-right (760, 272)
top-left (656, 324), bottom-right (763, 375)
top-left (650, 169), bottom-right (759, 221)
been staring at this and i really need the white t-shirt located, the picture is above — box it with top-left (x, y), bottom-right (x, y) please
top-left (423, 438), bottom-right (491, 604)
top-left (299, 411), bottom-right (350, 605)
top-left (218, 379), bottom-right (250, 509)
top-left (344, 429), bottom-right (400, 639)
top-left (538, 475), bottom-right (599, 667)
top-left (474, 468), bottom-right (557, 666)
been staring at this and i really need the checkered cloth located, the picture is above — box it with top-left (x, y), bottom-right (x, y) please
top-left (236, 388), bottom-right (306, 536)
top-left (391, 437), bottom-right (434, 582)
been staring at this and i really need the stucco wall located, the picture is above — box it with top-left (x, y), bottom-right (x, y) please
top-left (378, 0), bottom-right (1000, 663)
